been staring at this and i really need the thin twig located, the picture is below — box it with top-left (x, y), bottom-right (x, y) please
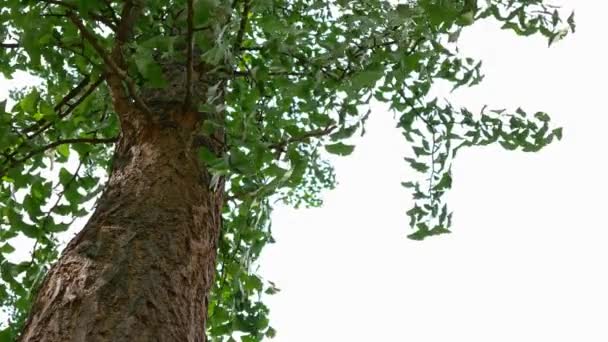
top-left (41, 0), bottom-right (118, 31)
top-left (428, 129), bottom-right (436, 203)
top-left (31, 76), bottom-right (104, 140)
top-left (269, 125), bottom-right (337, 152)
top-left (396, 87), bottom-right (433, 128)
top-left (0, 137), bottom-right (117, 179)
top-left (21, 75), bottom-right (93, 135)
top-left (30, 157), bottom-right (85, 265)
top-left (54, 76), bottom-right (92, 112)
top-left (17, 137), bottom-right (116, 164)
top-left (52, 36), bottom-right (98, 67)
top-left (225, 125), bottom-right (338, 202)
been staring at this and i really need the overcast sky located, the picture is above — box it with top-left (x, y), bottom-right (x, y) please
top-left (1, 0), bottom-right (606, 341)
top-left (260, 1), bottom-right (608, 341)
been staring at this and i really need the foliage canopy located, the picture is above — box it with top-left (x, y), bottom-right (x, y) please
top-left (0, 0), bottom-right (572, 340)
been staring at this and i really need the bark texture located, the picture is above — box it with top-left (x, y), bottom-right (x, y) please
top-left (19, 105), bottom-right (224, 341)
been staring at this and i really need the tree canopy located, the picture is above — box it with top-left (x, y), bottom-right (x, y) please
top-left (0, 0), bottom-right (573, 340)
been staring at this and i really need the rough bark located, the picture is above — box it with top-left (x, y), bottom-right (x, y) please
top-left (19, 105), bottom-right (224, 341)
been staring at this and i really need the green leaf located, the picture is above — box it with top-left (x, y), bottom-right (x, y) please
top-left (330, 124), bottom-right (358, 140)
top-left (401, 181), bottom-right (416, 189)
top-left (499, 140), bottom-right (518, 150)
top-left (19, 223), bottom-right (39, 239)
top-left (0, 327), bottom-right (15, 342)
top-left (404, 157), bottom-right (429, 173)
top-left (325, 143), bottom-right (355, 156)
top-left (56, 144), bottom-right (70, 158)
top-left (194, 0), bottom-right (220, 26)
top-left (534, 112), bottom-right (550, 122)
top-left (58, 167), bottom-right (73, 186)
top-left (434, 172), bottom-right (452, 191)
top-left (265, 326), bottom-right (277, 338)
top-left (567, 12), bottom-right (576, 33)
top-left (396, 4), bottom-right (413, 19)
top-left (552, 127), bottom-right (563, 141)
top-left (20, 89), bottom-right (39, 113)
top-left (134, 48), bottom-right (167, 88)
top-left (429, 225), bottom-right (451, 236)
top-left (350, 70), bottom-right (382, 89)
top-left (0, 243), bottom-right (15, 254)
top-left (458, 11), bottom-right (475, 26)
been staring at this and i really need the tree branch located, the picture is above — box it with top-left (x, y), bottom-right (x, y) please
top-left (184, 0), bottom-right (195, 109)
top-left (114, 0), bottom-right (142, 44)
top-left (105, 0), bottom-right (152, 116)
top-left (233, 0), bottom-right (252, 52)
top-left (0, 137), bottom-right (117, 179)
top-left (40, 0), bottom-right (118, 31)
top-left (0, 76), bottom-right (105, 171)
top-left (53, 76), bottom-right (91, 112)
top-left (51, 36), bottom-right (99, 67)
top-left (1, 43), bottom-right (19, 49)
top-left (225, 125), bottom-right (336, 202)
top-left (270, 125), bottom-right (337, 151)
top-left (66, 11), bottom-right (152, 116)
top-left (66, 13), bottom-right (125, 80)
top-left (101, 0), bottom-right (120, 27)
top-left (25, 76), bottom-right (104, 139)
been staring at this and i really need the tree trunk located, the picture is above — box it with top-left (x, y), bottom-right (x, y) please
top-left (19, 105), bottom-right (223, 341)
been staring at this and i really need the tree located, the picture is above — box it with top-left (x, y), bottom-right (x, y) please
top-left (0, 0), bottom-right (573, 341)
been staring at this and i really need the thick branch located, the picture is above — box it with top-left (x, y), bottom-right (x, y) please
top-left (66, 13), bottom-right (125, 81)
top-left (66, 11), bottom-right (151, 116)
top-left (104, 1), bottom-right (152, 116)
top-left (184, 0), bottom-right (195, 109)
top-left (233, 0), bottom-right (252, 52)
top-left (115, 0), bottom-right (142, 44)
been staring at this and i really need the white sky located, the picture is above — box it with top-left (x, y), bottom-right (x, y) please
top-left (260, 1), bottom-right (608, 341)
top-left (2, 0), bottom-right (607, 340)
